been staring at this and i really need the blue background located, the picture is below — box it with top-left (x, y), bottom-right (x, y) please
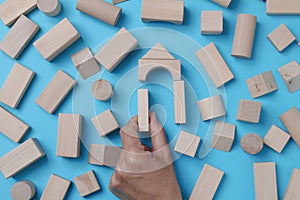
top-left (1, 0), bottom-right (300, 199)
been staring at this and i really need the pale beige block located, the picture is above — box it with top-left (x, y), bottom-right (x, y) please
top-left (278, 61), bottom-right (300, 93)
top-left (33, 18), bottom-right (80, 61)
top-left (88, 144), bottom-right (121, 167)
top-left (35, 70), bottom-right (76, 114)
top-left (264, 125), bottom-right (290, 153)
top-left (37, 0), bottom-right (61, 16)
top-left (11, 181), bottom-right (36, 200)
top-left (0, 15), bottom-right (39, 59)
top-left (91, 110), bottom-right (119, 136)
top-left (174, 131), bottom-right (200, 157)
top-left (0, 138), bottom-right (45, 178)
top-left (91, 79), bottom-right (113, 101)
top-left (201, 11), bottom-right (223, 35)
top-left (254, 162), bottom-right (278, 200)
top-left (241, 134), bottom-right (263, 155)
top-left (284, 169), bottom-right (300, 200)
top-left (138, 89), bottom-right (149, 132)
top-left (74, 170), bottom-right (100, 197)
top-left (95, 27), bottom-right (138, 72)
top-left (197, 95), bottom-right (226, 121)
top-left (189, 164), bottom-right (224, 200)
top-left (267, 0), bottom-right (300, 15)
top-left (211, 0), bottom-right (231, 8)
top-left (267, 24), bottom-right (296, 52)
top-left (211, 121), bottom-right (236, 152)
top-left (112, 0), bottom-right (127, 5)
top-left (196, 42), bottom-right (234, 88)
top-left (142, 43), bottom-right (175, 60)
top-left (0, 63), bottom-right (35, 108)
top-left (236, 99), bottom-right (262, 123)
top-left (141, 0), bottom-right (184, 24)
top-left (174, 80), bottom-right (186, 124)
top-left (41, 174), bottom-right (71, 200)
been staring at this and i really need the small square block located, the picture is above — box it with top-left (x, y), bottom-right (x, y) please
top-left (278, 61), bottom-right (300, 93)
top-left (88, 144), bottom-right (121, 167)
top-left (201, 11), bottom-right (223, 35)
top-left (74, 170), bottom-right (100, 197)
top-left (211, 121), bottom-right (236, 152)
top-left (236, 99), bottom-right (262, 123)
top-left (91, 110), bottom-right (119, 136)
top-left (267, 24), bottom-right (296, 52)
top-left (174, 131), bottom-right (200, 157)
top-left (264, 125), bottom-right (290, 153)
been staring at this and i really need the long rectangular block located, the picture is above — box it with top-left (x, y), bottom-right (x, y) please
top-left (41, 174), bottom-right (71, 200)
top-left (138, 89), bottom-right (149, 132)
top-left (267, 0), bottom-right (300, 15)
top-left (174, 81), bottom-right (186, 124)
top-left (284, 169), bottom-right (300, 200)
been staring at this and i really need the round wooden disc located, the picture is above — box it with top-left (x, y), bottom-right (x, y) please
top-left (91, 79), bottom-right (113, 101)
top-left (240, 134), bottom-right (263, 155)
top-left (37, 0), bottom-right (62, 16)
top-left (10, 181), bottom-right (36, 200)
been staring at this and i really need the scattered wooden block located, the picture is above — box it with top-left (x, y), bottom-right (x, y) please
top-left (211, 121), bottom-right (236, 152)
top-left (37, 0), bottom-right (61, 16)
top-left (56, 114), bottom-right (82, 158)
top-left (0, 138), bottom-right (45, 178)
top-left (71, 47), bottom-right (100, 80)
top-left (196, 42), bottom-right (234, 88)
top-left (253, 162), bottom-right (278, 200)
top-left (267, 0), bottom-right (300, 15)
top-left (11, 181), bottom-right (36, 200)
top-left (174, 80), bottom-right (186, 124)
top-left (35, 70), bottom-right (76, 114)
top-left (174, 131), bottom-right (200, 157)
top-left (112, 0), bottom-right (127, 5)
top-left (197, 95), bottom-right (226, 121)
top-left (236, 99), bottom-right (262, 123)
top-left (278, 61), bottom-right (300, 93)
top-left (201, 11), bottom-right (223, 35)
top-left (240, 134), bottom-right (263, 154)
top-left (91, 110), bottom-right (119, 136)
top-left (264, 125), bottom-right (290, 153)
top-left (88, 144), bottom-right (121, 167)
top-left (76, 0), bottom-right (122, 26)
top-left (138, 89), bottom-right (149, 132)
top-left (0, 15), bottom-right (39, 59)
top-left (284, 168), bottom-right (300, 200)
top-left (33, 18), bottom-right (80, 61)
top-left (189, 164), bottom-right (224, 200)
top-left (246, 71), bottom-right (278, 98)
top-left (231, 14), bottom-right (257, 59)
top-left (40, 174), bottom-right (71, 200)
top-left (91, 79), bottom-right (113, 101)
top-left (0, 63), bottom-right (35, 108)
top-left (95, 27), bottom-right (138, 72)
top-left (211, 0), bottom-right (231, 8)
top-left (141, 0), bottom-right (184, 24)
top-left (74, 170), bottom-right (100, 197)
top-left (267, 24), bottom-right (296, 52)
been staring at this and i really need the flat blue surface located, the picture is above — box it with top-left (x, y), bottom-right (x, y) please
top-left (1, 0), bottom-right (300, 199)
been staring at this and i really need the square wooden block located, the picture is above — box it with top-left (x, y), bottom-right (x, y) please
top-left (211, 121), bottom-right (236, 152)
top-left (74, 170), bottom-right (100, 197)
top-left (201, 11), bottom-right (223, 34)
top-left (91, 110), bottom-right (119, 136)
top-left (197, 95), bottom-right (226, 121)
top-left (174, 131), bottom-right (200, 157)
top-left (267, 24), bottom-right (296, 52)
top-left (236, 100), bottom-right (262, 123)
top-left (88, 144), bottom-right (121, 167)
top-left (278, 61), bottom-right (300, 93)
top-left (264, 125), bottom-right (290, 153)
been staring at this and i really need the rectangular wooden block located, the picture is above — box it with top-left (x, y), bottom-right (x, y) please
top-left (211, 0), bottom-right (231, 8)
top-left (197, 95), bottom-right (226, 121)
top-left (236, 99), bottom-right (262, 123)
top-left (201, 11), bottom-right (223, 35)
top-left (56, 114), bottom-right (82, 158)
top-left (174, 131), bottom-right (200, 157)
top-left (138, 89), bottom-right (149, 132)
top-left (88, 144), bottom-right (121, 167)
top-left (112, 0), bottom-right (127, 5)
top-left (74, 170), bottom-right (100, 197)
top-left (41, 174), bottom-right (71, 200)
top-left (267, 0), bottom-right (300, 15)
top-left (0, 138), bottom-right (45, 178)
top-left (174, 80), bottom-right (186, 124)
top-left (33, 18), bottom-right (80, 61)
top-left (264, 125), bottom-right (290, 153)
top-left (91, 110), bottom-right (119, 136)
top-left (278, 61), bottom-right (300, 93)
top-left (35, 70), bottom-right (76, 114)
top-left (267, 24), bottom-right (296, 52)
top-left (284, 169), bottom-right (300, 200)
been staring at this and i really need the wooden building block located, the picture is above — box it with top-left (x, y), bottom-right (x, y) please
top-left (241, 134), bottom-right (263, 154)
top-left (88, 144), bottom-right (121, 167)
top-left (174, 81), bottom-right (186, 124)
top-left (264, 125), bottom-right (290, 153)
top-left (33, 18), bottom-right (80, 61)
top-left (189, 164), bottom-right (224, 200)
top-left (11, 181), bottom-right (36, 200)
top-left (284, 169), bottom-right (300, 200)
top-left (76, 0), bottom-right (122, 26)
top-left (267, 24), bottom-right (296, 52)
top-left (37, 0), bottom-right (61, 16)
top-left (197, 95), bottom-right (226, 121)
top-left (236, 99), bottom-right (262, 123)
top-left (201, 11), bottom-right (223, 35)
top-left (141, 0), bottom-right (184, 24)
top-left (0, 63), bottom-right (35, 108)
top-left (211, 121), bottom-right (236, 152)
top-left (91, 110), bottom-right (119, 136)
top-left (267, 0), bottom-right (300, 15)
top-left (211, 0), bottom-right (231, 8)
top-left (278, 61), bottom-right (300, 93)
top-left (91, 79), bottom-right (113, 101)
top-left (231, 14), bottom-right (257, 59)
top-left (254, 162), bottom-right (278, 200)
top-left (174, 131), bottom-right (200, 157)
top-left (138, 89), bottom-right (149, 132)
top-left (0, 0), bottom-right (37, 26)
top-left (74, 170), bottom-right (100, 197)
top-left (246, 71), bottom-right (278, 98)
top-left (0, 138), bottom-right (45, 178)
top-left (71, 47), bottom-right (100, 80)
top-left (95, 27), bottom-right (138, 72)
top-left (41, 174), bottom-right (71, 200)
top-left (0, 106), bottom-right (29, 143)
top-left (112, 0), bottom-right (127, 5)
top-left (0, 15), bottom-right (39, 59)
top-left (35, 70), bottom-right (76, 114)
top-left (56, 114), bottom-right (82, 158)
top-left (196, 42), bottom-right (234, 88)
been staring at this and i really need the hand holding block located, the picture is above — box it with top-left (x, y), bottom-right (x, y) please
top-left (241, 134), bottom-right (263, 155)
top-left (197, 95), bottom-right (226, 121)
top-left (40, 174), bottom-right (71, 200)
top-left (138, 89), bottom-right (149, 132)
top-left (211, 121), bottom-right (236, 152)
top-left (74, 170), bottom-right (100, 197)
top-left (174, 131), bottom-right (200, 157)
top-left (264, 125), bottom-right (290, 153)
top-left (267, 24), bottom-right (296, 52)
top-left (10, 181), bottom-right (36, 200)
top-left (284, 169), bottom-right (300, 200)
top-left (278, 61), bottom-right (300, 93)
top-left (88, 144), bottom-right (121, 167)
top-left (37, 0), bottom-right (61, 16)
top-left (91, 110), bottom-right (119, 136)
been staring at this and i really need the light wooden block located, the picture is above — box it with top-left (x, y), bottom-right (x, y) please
top-left (11, 181), bottom-right (36, 200)
top-left (74, 170), bottom-right (100, 197)
top-left (254, 162), bottom-right (278, 200)
top-left (91, 79), bottom-right (113, 101)
top-left (236, 99), bottom-right (262, 123)
top-left (264, 125), bottom-right (290, 153)
top-left (211, 0), bottom-right (231, 8)
top-left (35, 70), bottom-right (76, 114)
top-left (37, 0), bottom-right (61, 16)
top-left (201, 11), bottom-right (223, 35)
top-left (196, 42), bottom-right (234, 88)
top-left (91, 110), bottom-right (119, 136)
top-left (0, 63), bottom-right (35, 108)
top-left (280, 107), bottom-right (300, 148)
top-left (189, 164), bottom-right (224, 200)
top-left (56, 114), bottom-right (82, 158)
top-left (141, 42), bottom-right (175, 60)
top-left (88, 144), bottom-right (121, 167)
top-left (112, 0), bottom-right (127, 5)
top-left (95, 27), bottom-right (138, 72)
top-left (141, 0), bottom-right (184, 24)
top-left (241, 134), bottom-right (263, 154)
top-left (246, 71), bottom-right (278, 98)
top-left (197, 95), bottom-right (226, 121)
top-left (174, 131), bottom-right (200, 157)
top-left (267, 24), bottom-right (296, 52)
top-left (278, 61), bottom-right (300, 93)
top-left (33, 18), bottom-right (80, 61)
top-left (71, 47), bottom-right (100, 80)
top-left (0, 138), bottom-right (45, 178)
top-left (0, 106), bottom-right (29, 143)
top-left (174, 80), bottom-right (186, 124)
top-left (211, 121), bottom-right (236, 152)
top-left (41, 174), bottom-right (71, 200)
top-left (138, 89), bottom-right (149, 132)
top-left (284, 169), bottom-right (300, 200)
top-left (267, 0), bottom-right (300, 15)
top-left (0, 15), bottom-right (39, 59)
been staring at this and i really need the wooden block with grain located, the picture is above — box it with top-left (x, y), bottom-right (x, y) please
top-left (236, 99), bottom-right (262, 123)
top-left (211, 0), bottom-right (231, 8)
top-left (267, 0), bottom-right (300, 15)
top-left (35, 70), bottom-right (76, 114)
top-left (112, 0), bottom-right (127, 5)
top-left (241, 134), bottom-right (263, 155)
top-left (41, 174), bottom-right (71, 200)
top-left (284, 169), bottom-right (300, 200)
top-left (138, 89), bottom-right (149, 132)
top-left (211, 121), bottom-right (236, 152)
top-left (174, 80), bottom-right (186, 124)
top-left (74, 170), bottom-right (100, 197)
top-left (278, 61), bottom-right (300, 93)
top-left (10, 181), bottom-right (36, 200)
top-left (37, 0), bottom-right (61, 16)
top-left (91, 79), bottom-right (113, 101)
top-left (174, 131), bottom-right (200, 157)
top-left (264, 125), bottom-right (290, 153)
top-left (267, 24), bottom-right (296, 52)
top-left (197, 95), bottom-right (226, 121)
top-left (88, 144), bottom-right (121, 167)
top-left (91, 110), bottom-right (119, 136)
top-left (201, 11), bottom-right (223, 35)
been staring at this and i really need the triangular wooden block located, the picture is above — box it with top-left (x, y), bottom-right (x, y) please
top-left (142, 43), bottom-right (175, 60)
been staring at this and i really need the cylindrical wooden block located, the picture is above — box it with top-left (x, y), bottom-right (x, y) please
top-left (10, 181), bottom-right (36, 200)
top-left (76, 0), bottom-right (122, 26)
top-left (231, 14), bottom-right (257, 59)
top-left (91, 79), bottom-right (113, 101)
top-left (280, 107), bottom-right (300, 148)
top-left (37, 0), bottom-right (62, 17)
top-left (240, 134), bottom-right (263, 154)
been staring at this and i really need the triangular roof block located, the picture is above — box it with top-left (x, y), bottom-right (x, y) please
top-left (142, 43), bottom-right (175, 60)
